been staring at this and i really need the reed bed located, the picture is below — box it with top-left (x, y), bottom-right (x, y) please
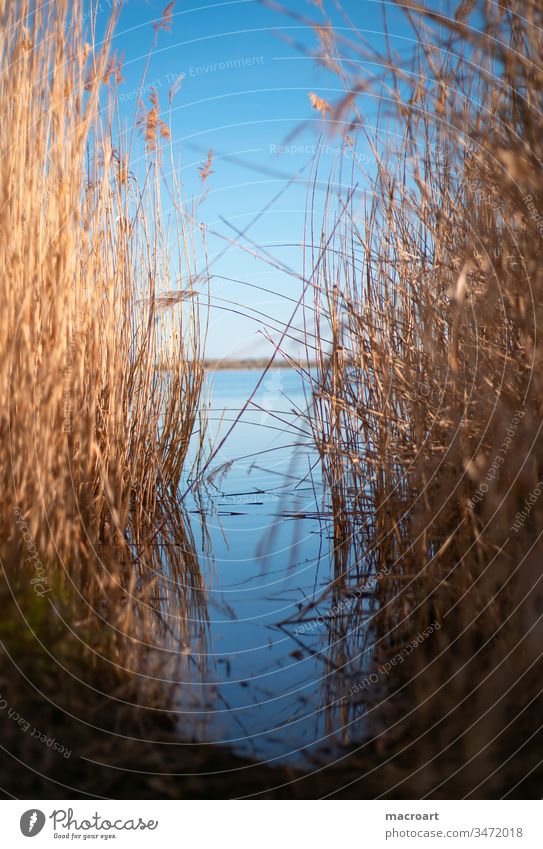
top-left (297, 0), bottom-right (543, 796)
top-left (0, 0), bottom-right (210, 792)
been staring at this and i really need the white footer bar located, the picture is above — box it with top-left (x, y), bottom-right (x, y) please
top-left (3, 800), bottom-right (542, 847)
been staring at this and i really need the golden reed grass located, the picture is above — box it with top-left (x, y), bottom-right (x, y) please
top-left (0, 0), bottom-right (208, 713)
top-left (293, 0), bottom-right (543, 796)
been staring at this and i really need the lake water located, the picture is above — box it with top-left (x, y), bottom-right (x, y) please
top-left (180, 367), bottom-right (352, 765)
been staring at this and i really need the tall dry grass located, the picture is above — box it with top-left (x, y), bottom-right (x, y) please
top-left (296, 0), bottom-right (543, 796)
top-left (0, 0), bottom-right (208, 726)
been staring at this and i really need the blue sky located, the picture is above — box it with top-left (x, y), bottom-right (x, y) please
top-left (88, 0), bottom-right (448, 359)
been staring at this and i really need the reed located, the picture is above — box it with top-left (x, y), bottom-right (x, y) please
top-left (299, 0), bottom-right (543, 796)
top-left (0, 0), bottom-right (208, 744)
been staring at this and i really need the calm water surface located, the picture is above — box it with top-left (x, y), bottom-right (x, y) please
top-left (181, 368), bottom-right (347, 764)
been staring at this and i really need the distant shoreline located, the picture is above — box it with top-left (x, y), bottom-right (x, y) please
top-left (203, 358), bottom-right (316, 371)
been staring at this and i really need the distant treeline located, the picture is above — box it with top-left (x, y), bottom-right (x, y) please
top-left (202, 358), bottom-right (317, 371)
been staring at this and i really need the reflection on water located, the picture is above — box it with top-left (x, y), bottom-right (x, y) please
top-left (179, 367), bottom-right (359, 763)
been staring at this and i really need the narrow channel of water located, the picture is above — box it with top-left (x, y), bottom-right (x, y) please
top-left (179, 367), bottom-right (352, 764)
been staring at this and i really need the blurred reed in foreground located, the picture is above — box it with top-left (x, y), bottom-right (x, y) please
top-left (0, 0), bottom-right (210, 793)
top-left (300, 0), bottom-right (543, 797)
